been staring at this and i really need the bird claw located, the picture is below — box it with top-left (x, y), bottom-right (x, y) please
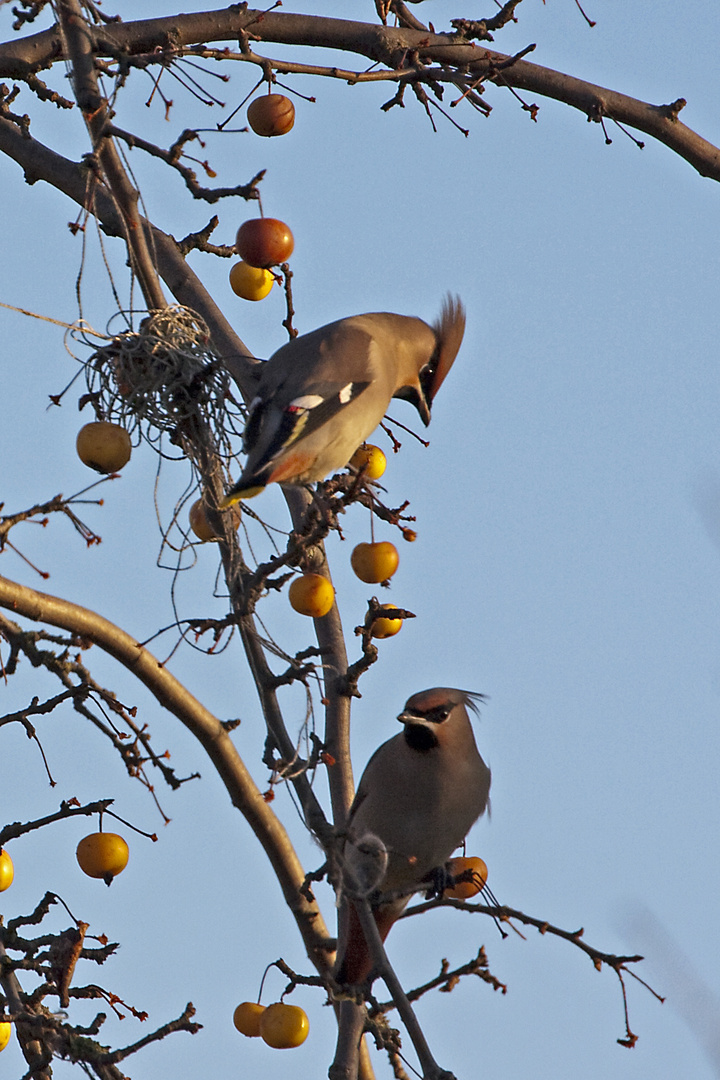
top-left (422, 864), bottom-right (454, 899)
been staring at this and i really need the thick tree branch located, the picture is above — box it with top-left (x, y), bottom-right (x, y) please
top-left (1, 9), bottom-right (719, 178)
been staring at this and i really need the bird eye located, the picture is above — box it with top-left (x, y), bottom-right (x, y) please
top-left (423, 705), bottom-right (451, 724)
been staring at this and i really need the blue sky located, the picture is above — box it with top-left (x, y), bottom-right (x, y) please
top-left (1, 2), bottom-right (720, 1078)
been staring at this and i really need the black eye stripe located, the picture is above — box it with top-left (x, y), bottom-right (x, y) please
top-left (409, 705), bottom-right (450, 724)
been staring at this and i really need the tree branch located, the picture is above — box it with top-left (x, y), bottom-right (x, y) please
top-left (0, 111), bottom-right (258, 384)
top-left (0, 799), bottom-right (114, 846)
top-left (55, 0), bottom-right (167, 311)
top-left (0, 572), bottom-right (335, 973)
top-left (351, 897), bottom-right (456, 1080)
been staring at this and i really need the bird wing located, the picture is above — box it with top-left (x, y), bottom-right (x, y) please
top-left (242, 379), bottom-right (372, 468)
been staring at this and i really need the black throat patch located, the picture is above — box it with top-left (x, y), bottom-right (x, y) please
top-left (404, 723), bottom-right (439, 752)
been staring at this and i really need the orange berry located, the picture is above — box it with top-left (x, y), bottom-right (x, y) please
top-left (444, 856), bottom-right (488, 900)
top-left (247, 94), bottom-right (295, 137)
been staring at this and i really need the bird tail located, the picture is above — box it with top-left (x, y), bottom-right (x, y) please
top-left (429, 294), bottom-right (466, 401)
top-left (219, 479), bottom-right (266, 508)
top-left (334, 903), bottom-right (399, 986)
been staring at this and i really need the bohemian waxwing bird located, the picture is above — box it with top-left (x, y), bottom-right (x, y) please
top-left (220, 296), bottom-right (465, 506)
top-left (335, 687), bottom-right (491, 986)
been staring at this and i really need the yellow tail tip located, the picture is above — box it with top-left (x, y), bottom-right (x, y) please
top-left (219, 485), bottom-right (266, 508)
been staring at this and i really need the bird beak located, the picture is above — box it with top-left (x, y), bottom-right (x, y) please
top-left (397, 709), bottom-right (423, 727)
top-left (415, 395), bottom-right (432, 428)
top-left (391, 385), bottom-right (432, 427)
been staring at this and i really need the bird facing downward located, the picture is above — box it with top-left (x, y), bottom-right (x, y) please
top-left (335, 687), bottom-right (491, 986)
top-left (220, 296), bottom-right (465, 506)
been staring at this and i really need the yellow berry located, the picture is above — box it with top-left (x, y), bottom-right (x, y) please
top-left (350, 542), bottom-right (399, 584)
top-left (371, 605), bottom-right (403, 639)
top-left (233, 1001), bottom-right (266, 1037)
top-left (260, 1002), bottom-right (309, 1049)
top-left (349, 444), bottom-right (386, 480)
top-left (229, 261), bottom-right (274, 301)
top-left (76, 832), bottom-right (129, 886)
top-left (0, 849), bottom-right (13, 892)
top-left (288, 574), bottom-right (334, 617)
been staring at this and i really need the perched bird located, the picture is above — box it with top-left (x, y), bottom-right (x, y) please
top-left (335, 687), bottom-right (491, 985)
top-left (220, 296), bottom-right (465, 506)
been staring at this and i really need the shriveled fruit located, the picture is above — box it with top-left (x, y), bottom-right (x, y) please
top-left (350, 541), bottom-right (399, 584)
top-left (235, 218), bottom-right (294, 268)
top-left (444, 856), bottom-right (488, 900)
top-left (370, 604), bottom-right (402, 639)
top-left (288, 574), bottom-right (334, 618)
top-left (76, 832), bottom-right (129, 886)
top-left (190, 498), bottom-right (240, 541)
top-left (229, 261), bottom-right (274, 301)
top-left (233, 1001), bottom-right (266, 1037)
top-left (259, 1002), bottom-right (309, 1049)
top-left (0, 1022), bottom-right (11, 1053)
top-left (188, 499), bottom-right (228, 542)
top-left (247, 93), bottom-right (295, 137)
top-left (349, 443), bottom-right (386, 480)
top-left (76, 422), bottom-right (131, 473)
top-left (189, 499), bottom-right (218, 542)
top-left (0, 849), bottom-right (13, 892)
